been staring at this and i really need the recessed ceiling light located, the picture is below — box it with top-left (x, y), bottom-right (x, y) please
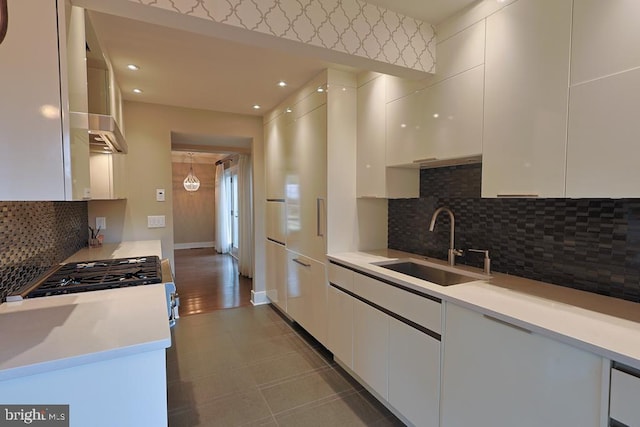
top-left (285, 107), bottom-right (293, 113)
top-left (317, 86), bottom-right (325, 93)
top-left (133, 88), bottom-right (143, 94)
top-left (253, 104), bottom-right (261, 110)
top-left (277, 81), bottom-right (287, 87)
top-left (127, 64), bottom-right (140, 71)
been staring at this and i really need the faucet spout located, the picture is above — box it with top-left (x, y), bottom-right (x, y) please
top-left (429, 207), bottom-right (462, 266)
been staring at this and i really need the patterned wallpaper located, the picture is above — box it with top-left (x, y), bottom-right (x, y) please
top-left (0, 202), bottom-right (88, 301)
top-left (130, 0), bottom-right (436, 73)
top-left (388, 164), bottom-right (640, 303)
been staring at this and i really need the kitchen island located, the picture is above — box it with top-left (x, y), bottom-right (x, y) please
top-left (0, 240), bottom-right (171, 427)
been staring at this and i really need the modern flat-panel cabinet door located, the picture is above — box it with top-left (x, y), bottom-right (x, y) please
top-left (264, 113), bottom-right (287, 200)
top-left (285, 105), bottom-right (327, 263)
top-left (266, 240), bottom-right (287, 312)
top-left (357, 75), bottom-right (387, 197)
top-left (441, 303), bottom-right (604, 427)
top-left (286, 251), bottom-right (327, 344)
top-left (386, 90), bottom-right (426, 167)
top-left (566, 0), bottom-right (640, 198)
top-left (0, 0), bottom-right (66, 200)
top-left (286, 250), bottom-right (312, 331)
top-left (327, 285), bottom-right (353, 368)
top-left (353, 298), bottom-right (389, 400)
top-left (388, 317), bottom-right (440, 427)
top-left (481, 0), bottom-right (572, 198)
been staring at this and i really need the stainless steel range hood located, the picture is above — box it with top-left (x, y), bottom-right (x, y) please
top-left (70, 112), bottom-right (128, 154)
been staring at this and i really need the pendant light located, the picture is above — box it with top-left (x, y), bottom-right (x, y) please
top-left (183, 153), bottom-right (200, 192)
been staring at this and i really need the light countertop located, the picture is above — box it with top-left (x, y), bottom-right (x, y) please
top-left (0, 239), bottom-right (170, 382)
top-left (64, 240), bottom-right (162, 263)
top-left (329, 250), bottom-right (640, 370)
top-left (0, 284), bottom-right (171, 381)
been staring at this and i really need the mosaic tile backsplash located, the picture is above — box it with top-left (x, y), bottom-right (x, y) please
top-left (0, 202), bottom-right (88, 301)
top-left (388, 164), bottom-right (640, 303)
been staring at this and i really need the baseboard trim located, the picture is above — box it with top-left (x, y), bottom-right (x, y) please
top-left (251, 290), bottom-right (269, 306)
top-left (174, 242), bottom-right (215, 250)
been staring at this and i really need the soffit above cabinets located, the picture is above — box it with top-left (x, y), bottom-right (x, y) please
top-left (361, 0), bottom-right (477, 24)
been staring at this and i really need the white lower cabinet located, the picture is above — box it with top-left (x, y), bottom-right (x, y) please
top-left (328, 263), bottom-right (441, 426)
top-left (610, 366), bottom-right (640, 427)
top-left (441, 303), bottom-right (604, 427)
top-left (265, 240), bottom-right (286, 312)
top-left (388, 318), bottom-right (440, 427)
top-left (353, 299), bottom-right (389, 400)
top-left (286, 251), bottom-right (328, 346)
top-left (327, 286), bottom-right (353, 369)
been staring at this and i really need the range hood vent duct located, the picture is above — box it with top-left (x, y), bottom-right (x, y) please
top-left (71, 112), bottom-right (128, 154)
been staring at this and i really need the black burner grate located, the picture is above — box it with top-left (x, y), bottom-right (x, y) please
top-left (26, 256), bottom-right (163, 298)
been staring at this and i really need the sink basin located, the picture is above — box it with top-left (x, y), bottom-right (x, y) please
top-left (373, 259), bottom-right (487, 286)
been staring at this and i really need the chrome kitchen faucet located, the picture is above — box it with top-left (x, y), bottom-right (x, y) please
top-left (429, 207), bottom-right (463, 266)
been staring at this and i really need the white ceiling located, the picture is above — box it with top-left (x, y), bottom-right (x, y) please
top-left (88, 0), bottom-right (476, 122)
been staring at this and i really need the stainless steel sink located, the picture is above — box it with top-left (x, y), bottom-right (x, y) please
top-left (373, 259), bottom-right (488, 286)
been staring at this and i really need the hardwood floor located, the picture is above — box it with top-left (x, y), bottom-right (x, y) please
top-left (174, 248), bottom-right (252, 316)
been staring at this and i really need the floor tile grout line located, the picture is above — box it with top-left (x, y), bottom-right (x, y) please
top-left (268, 388), bottom-right (363, 420)
top-left (257, 363), bottom-right (348, 391)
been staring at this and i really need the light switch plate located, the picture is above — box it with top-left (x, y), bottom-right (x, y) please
top-left (156, 189), bottom-right (165, 202)
top-left (96, 217), bottom-right (106, 230)
top-left (147, 215), bottom-right (166, 228)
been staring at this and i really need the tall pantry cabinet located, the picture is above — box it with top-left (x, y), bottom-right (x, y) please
top-left (264, 70), bottom-right (357, 346)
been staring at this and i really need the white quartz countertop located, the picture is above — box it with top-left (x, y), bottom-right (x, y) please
top-left (328, 250), bottom-right (640, 370)
top-left (0, 239), bottom-right (170, 382)
top-left (0, 284), bottom-right (171, 381)
top-left (64, 240), bottom-right (162, 263)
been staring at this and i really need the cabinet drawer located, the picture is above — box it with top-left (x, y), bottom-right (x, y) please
top-left (353, 273), bottom-right (441, 334)
top-left (328, 263), bottom-right (354, 292)
top-left (610, 367), bottom-right (640, 426)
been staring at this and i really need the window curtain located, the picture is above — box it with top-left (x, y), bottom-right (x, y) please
top-left (214, 163), bottom-right (231, 254)
top-left (237, 154), bottom-right (254, 278)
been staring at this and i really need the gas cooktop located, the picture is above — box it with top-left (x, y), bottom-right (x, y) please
top-left (7, 256), bottom-right (163, 301)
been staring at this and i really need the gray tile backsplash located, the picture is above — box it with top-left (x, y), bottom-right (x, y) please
top-left (388, 164), bottom-right (640, 303)
top-left (0, 202), bottom-right (88, 301)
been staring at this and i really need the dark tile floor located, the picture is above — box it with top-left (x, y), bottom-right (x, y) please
top-left (166, 305), bottom-right (405, 426)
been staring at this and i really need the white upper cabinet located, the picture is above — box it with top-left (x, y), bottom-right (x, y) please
top-left (566, 68), bottom-right (640, 197)
top-left (571, 0), bottom-right (640, 85)
top-left (481, 0), bottom-right (572, 198)
top-left (431, 20), bottom-right (485, 86)
top-left (89, 153), bottom-right (126, 200)
top-left (357, 74), bottom-right (387, 197)
top-left (386, 67), bottom-right (483, 167)
top-left (264, 114), bottom-right (287, 200)
top-left (421, 65), bottom-right (484, 161)
top-left (386, 89), bottom-right (426, 167)
top-left (566, 1), bottom-right (640, 197)
top-left (0, 0), bottom-right (68, 200)
top-left (357, 73), bottom-right (418, 199)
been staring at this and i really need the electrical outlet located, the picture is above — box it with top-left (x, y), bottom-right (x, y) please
top-left (156, 189), bottom-right (165, 202)
top-left (96, 217), bottom-right (106, 230)
top-left (147, 215), bottom-right (166, 228)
